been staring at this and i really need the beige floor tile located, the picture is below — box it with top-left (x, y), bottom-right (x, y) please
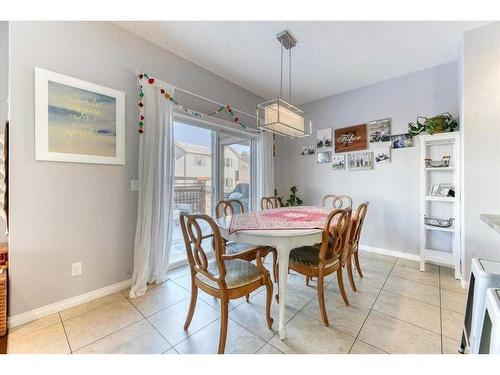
top-left (373, 290), bottom-right (441, 334)
top-left (256, 344), bottom-right (283, 354)
top-left (351, 267), bottom-right (389, 289)
top-left (127, 280), bottom-right (190, 316)
top-left (442, 336), bottom-right (462, 354)
top-left (168, 265), bottom-right (191, 280)
top-left (359, 311), bottom-right (441, 354)
top-left (174, 318), bottom-right (265, 354)
top-left (440, 267), bottom-right (468, 295)
top-left (148, 298), bottom-right (220, 346)
top-left (268, 312), bottom-right (355, 354)
top-left (358, 258), bottom-right (394, 274)
top-left (441, 289), bottom-right (467, 314)
top-left (7, 323), bottom-right (70, 354)
top-left (279, 279), bottom-right (318, 311)
top-left (60, 292), bottom-right (126, 321)
top-left (74, 319), bottom-right (170, 354)
top-left (350, 339), bottom-right (386, 354)
top-left (360, 252), bottom-right (397, 264)
top-left (230, 290), bottom-right (297, 341)
top-left (390, 264), bottom-right (439, 287)
top-left (8, 313), bottom-right (61, 340)
top-left (383, 276), bottom-right (440, 306)
top-left (396, 258), bottom-right (439, 273)
top-left (327, 280), bottom-right (381, 309)
top-left (441, 308), bottom-right (464, 341)
top-left (63, 299), bottom-right (143, 351)
top-left (303, 293), bottom-right (370, 337)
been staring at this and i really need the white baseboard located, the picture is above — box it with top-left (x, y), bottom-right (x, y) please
top-left (360, 245), bottom-right (420, 261)
top-left (8, 279), bottom-right (131, 328)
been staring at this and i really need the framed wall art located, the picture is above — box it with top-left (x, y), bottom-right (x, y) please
top-left (317, 151), bottom-right (332, 164)
top-left (316, 128), bottom-right (333, 148)
top-left (391, 133), bottom-right (413, 149)
top-left (334, 124), bottom-right (367, 153)
top-left (332, 154), bottom-right (346, 170)
top-left (368, 118), bottom-right (391, 143)
top-left (374, 145), bottom-right (391, 165)
top-left (348, 152), bottom-right (373, 170)
top-left (35, 67), bottom-right (125, 165)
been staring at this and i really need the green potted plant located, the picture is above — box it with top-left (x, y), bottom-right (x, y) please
top-left (282, 185), bottom-right (303, 207)
top-left (408, 112), bottom-right (459, 136)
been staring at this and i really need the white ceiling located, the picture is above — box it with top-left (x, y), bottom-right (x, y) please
top-left (116, 21), bottom-right (488, 104)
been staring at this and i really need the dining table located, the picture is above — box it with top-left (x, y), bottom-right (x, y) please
top-left (216, 206), bottom-right (333, 340)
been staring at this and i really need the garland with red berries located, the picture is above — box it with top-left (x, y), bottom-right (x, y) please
top-left (137, 73), bottom-right (261, 134)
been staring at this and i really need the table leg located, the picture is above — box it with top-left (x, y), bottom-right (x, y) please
top-left (276, 240), bottom-right (291, 340)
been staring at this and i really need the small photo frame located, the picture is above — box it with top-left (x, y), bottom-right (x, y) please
top-left (317, 151), bottom-right (332, 164)
top-left (437, 184), bottom-right (453, 197)
top-left (348, 152), bottom-right (373, 170)
top-left (391, 133), bottom-right (413, 149)
top-left (332, 154), bottom-right (346, 170)
top-left (316, 128), bottom-right (333, 149)
top-left (429, 184), bottom-right (440, 196)
top-left (300, 145), bottom-right (316, 156)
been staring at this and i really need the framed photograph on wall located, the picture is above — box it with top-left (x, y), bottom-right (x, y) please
top-left (348, 152), bottom-right (373, 170)
top-left (300, 145), bottom-right (316, 156)
top-left (374, 145), bottom-right (391, 164)
top-left (317, 151), bottom-right (332, 164)
top-left (368, 118), bottom-right (391, 143)
top-left (391, 133), bottom-right (413, 149)
top-left (35, 67), bottom-right (125, 165)
top-left (316, 128), bottom-right (332, 148)
top-left (332, 154), bottom-right (346, 170)
top-left (334, 124), bottom-right (367, 153)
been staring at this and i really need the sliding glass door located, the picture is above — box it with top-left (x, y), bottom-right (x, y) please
top-left (170, 118), bottom-right (254, 265)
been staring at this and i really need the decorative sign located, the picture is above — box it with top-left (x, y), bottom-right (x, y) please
top-left (35, 68), bottom-right (125, 165)
top-left (334, 124), bottom-right (367, 153)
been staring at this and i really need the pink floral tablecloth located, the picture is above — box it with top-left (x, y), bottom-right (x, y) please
top-left (228, 206), bottom-right (333, 234)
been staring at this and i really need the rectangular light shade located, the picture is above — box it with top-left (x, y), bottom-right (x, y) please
top-left (257, 98), bottom-right (311, 137)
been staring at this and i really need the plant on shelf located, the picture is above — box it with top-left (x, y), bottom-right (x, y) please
top-left (408, 112), bottom-right (459, 136)
top-left (283, 185), bottom-right (303, 207)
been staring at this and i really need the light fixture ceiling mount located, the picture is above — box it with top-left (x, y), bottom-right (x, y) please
top-left (256, 30), bottom-right (312, 138)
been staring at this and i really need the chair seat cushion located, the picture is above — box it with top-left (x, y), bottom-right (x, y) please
top-left (289, 245), bottom-right (340, 268)
top-left (195, 259), bottom-right (261, 289)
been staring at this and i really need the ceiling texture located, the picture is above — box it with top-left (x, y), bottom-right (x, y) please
top-left (116, 21), bottom-right (488, 105)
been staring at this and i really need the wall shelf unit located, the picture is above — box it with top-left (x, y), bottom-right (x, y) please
top-left (419, 132), bottom-right (461, 279)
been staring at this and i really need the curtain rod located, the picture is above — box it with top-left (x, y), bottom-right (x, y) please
top-left (136, 71), bottom-right (257, 120)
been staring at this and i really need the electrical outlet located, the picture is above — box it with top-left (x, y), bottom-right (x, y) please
top-left (71, 262), bottom-right (82, 277)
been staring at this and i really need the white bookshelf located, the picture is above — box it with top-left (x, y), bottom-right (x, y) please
top-left (419, 132), bottom-right (461, 279)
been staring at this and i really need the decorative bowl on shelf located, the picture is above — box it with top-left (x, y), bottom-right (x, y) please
top-left (424, 215), bottom-right (454, 228)
top-left (425, 156), bottom-right (451, 168)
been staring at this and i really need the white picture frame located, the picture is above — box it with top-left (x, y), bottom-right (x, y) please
top-left (347, 152), bottom-right (373, 171)
top-left (35, 67), bottom-right (125, 165)
top-left (316, 128), bottom-right (333, 149)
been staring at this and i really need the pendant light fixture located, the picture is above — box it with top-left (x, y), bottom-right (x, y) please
top-left (257, 30), bottom-right (312, 137)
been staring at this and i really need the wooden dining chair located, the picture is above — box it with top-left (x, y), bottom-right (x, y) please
top-left (215, 199), bottom-right (278, 283)
top-left (260, 196), bottom-right (283, 210)
top-left (180, 212), bottom-right (273, 354)
top-left (321, 194), bottom-right (353, 209)
top-left (345, 202), bottom-right (369, 292)
top-left (287, 208), bottom-right (352, 326)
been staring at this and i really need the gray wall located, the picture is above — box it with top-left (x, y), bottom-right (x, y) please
top-left (461, 22), bottom-right (500, 277)
top-left (275, 62), bottom-right (458, 255)
top-left (0, 22), bottom-right (9, 241)
top-left (8, 21), bottom-right (264, 316)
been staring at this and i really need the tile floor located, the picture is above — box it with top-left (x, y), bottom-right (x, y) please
top-left (6, 251), bottom-right (468, 354)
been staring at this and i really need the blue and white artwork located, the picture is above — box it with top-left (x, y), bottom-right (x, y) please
top-left (48, 81), bottom-right (117, 157)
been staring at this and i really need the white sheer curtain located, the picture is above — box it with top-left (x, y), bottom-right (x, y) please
top-left (256, 131), bottom-right (275, 204)
top-left (130, 82), bottom-right (175, 298)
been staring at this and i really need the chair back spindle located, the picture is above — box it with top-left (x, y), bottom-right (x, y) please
top-left (261, 196), bottom-right (283, 210)
top-left (322, 194), bottom-right (353, 210)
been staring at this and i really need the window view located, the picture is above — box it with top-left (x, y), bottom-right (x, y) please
top-left (221, 135), bottom-right (251, 213)
top-left (171, 121), bottom-right (215, 263)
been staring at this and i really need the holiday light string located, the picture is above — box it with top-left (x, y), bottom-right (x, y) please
top-left (137, 73), bottom-right (262, 134)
